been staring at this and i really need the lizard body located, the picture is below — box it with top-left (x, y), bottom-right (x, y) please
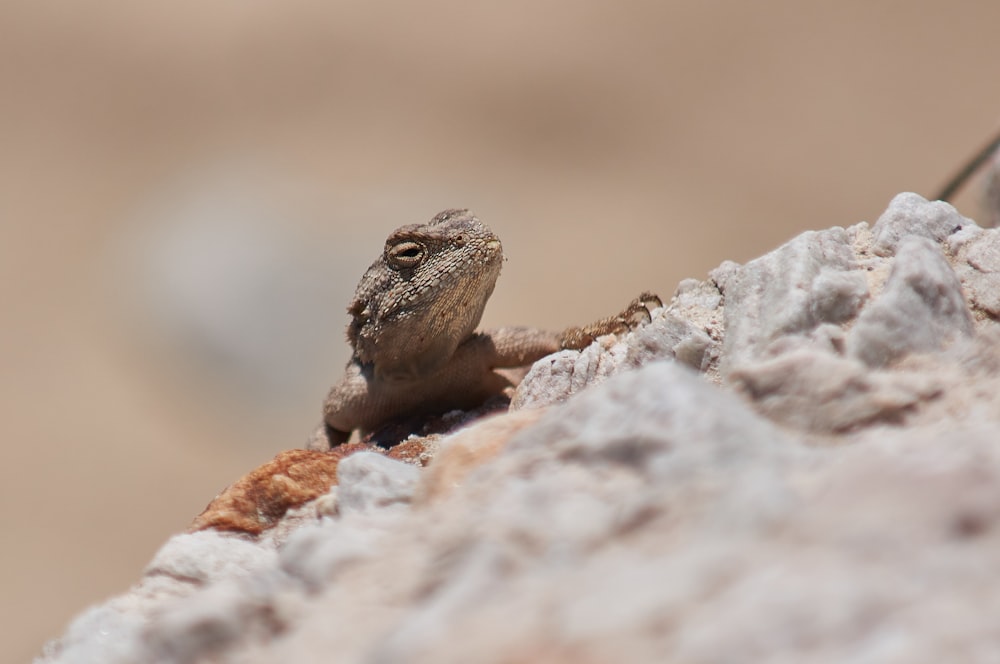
top-left (312, 209), bottom-right (658, 448)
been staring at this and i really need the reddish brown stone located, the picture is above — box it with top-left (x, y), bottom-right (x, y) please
top-left (189, 444), bottom-right (376, 535)
top-left (385, 436), bottom-right (437, 466)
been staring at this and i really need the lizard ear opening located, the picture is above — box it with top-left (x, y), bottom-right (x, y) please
top-left (387, 241), bottom-right (425, 269)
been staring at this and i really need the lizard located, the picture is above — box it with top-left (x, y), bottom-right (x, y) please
top-left (309, 208), bottom-right (661, 449)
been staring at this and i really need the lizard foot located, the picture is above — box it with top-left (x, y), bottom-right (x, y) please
top-left (559, 291), bottom-right (662, 350)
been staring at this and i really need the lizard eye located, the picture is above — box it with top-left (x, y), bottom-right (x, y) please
top-left (387, 241), bottom-right (424, 268)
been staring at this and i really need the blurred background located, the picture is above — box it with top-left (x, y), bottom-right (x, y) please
top-left (4, 1), bottom-right (1000, 660)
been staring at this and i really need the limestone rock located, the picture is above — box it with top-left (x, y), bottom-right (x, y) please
top-left (729, 348), bottom-right (939, 432)
top-left (948, 224), bottom-right (1000, 317)
top-left (847, 236), bottom-right (974, 367)
top-left (720, 226), bottom-right (868, 371)
top-left (870, 191), bottom-right (971, 255)
top-left (335, 452), bottom-right (420, 515)
top-left (512, 299), bottom-right (717, 411)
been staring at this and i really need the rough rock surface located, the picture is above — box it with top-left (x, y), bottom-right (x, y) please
top-left (846, 236), bottom-right (973, 367)
top-left (38, 193), bottom-right (1000, 663)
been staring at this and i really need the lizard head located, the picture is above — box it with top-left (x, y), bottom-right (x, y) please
top-left (348, 209), bottom-right (504, 381)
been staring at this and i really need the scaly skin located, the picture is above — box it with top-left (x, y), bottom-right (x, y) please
top-left (310, 209), bottom-right (659, 448)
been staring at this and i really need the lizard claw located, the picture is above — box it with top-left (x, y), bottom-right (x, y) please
top-left (636, 291), bottom-right (663, 311)
top-left (624, 291), bottom-right (662, 327)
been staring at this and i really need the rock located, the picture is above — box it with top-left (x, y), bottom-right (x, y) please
top-left (870, 191), bottom-right (971, 256)
top-left (368, 362), bottom-right (801, 663)
top-left (509, 343), bottom-right (626, 411)
top-left (36, 603), bottom-right (145, 664)
top-left (38, 531), bottom-right (283, 664)
top-left (625, 311), bottom-right (715, 371)
top-left (948, 225), bottom-right (1000, 317)
top-left (335, 452), bottom-right (420, 515)
top-left (415, 408), bottom-right (546, 505)
top-left (279, 513), bottom-right (394, 590)
top-left (847, 236), bottom-right (974, 367)
top-left (139, 569), bottom-right (294, 664)
top-left (508, 362), bottom-right (794, 477)
top-left (145, 530), bottom-right (278, 584)
top-left (729, 348), bottom-right (939, 432)
top-left (720, 226), bottom-right (867, 371)
top-left (188, 446), bottom-right (374, 535)
top-left (512, 307), bottom-right (717, 411)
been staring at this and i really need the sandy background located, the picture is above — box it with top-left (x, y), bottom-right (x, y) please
top-left (4, 2), bottom-right (1000, 660)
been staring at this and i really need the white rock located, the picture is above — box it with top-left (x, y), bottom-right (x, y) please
top-left (336, 451), bottom-right (420, 515)
top-left (848, 236), bottom-right (973, 367)
top-left (871, 191), bottom-right (971, 256)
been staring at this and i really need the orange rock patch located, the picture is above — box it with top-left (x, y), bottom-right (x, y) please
top-left (190, 444), bottom-right (374, 535)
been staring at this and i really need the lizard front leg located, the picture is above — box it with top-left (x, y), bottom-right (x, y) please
top-left (559, 291), bottom-right (662, 350)
top-left (477, 326), bottom-right (561, 367)
top-left (483, 292), bottom-right (662, 363)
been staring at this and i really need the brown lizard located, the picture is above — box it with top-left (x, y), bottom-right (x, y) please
top-left (309, 209), bottom-right (660, 449)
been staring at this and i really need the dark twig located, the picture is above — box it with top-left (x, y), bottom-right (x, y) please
top-left (934, 125), bottom-right (1000, 202)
